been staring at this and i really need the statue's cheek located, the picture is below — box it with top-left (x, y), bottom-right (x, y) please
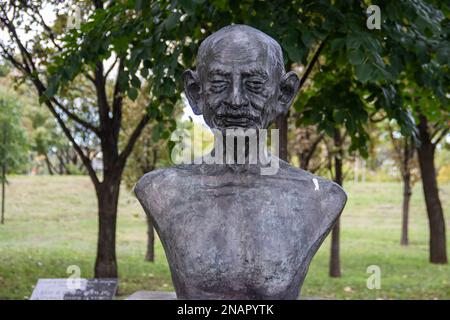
top-left (204, 89), bottom-right (228, 102)
top-left (247, 90), bottom-right (274, 107)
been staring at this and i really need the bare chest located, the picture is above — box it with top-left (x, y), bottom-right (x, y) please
top-left (152, 179), bottom-right (325, 298)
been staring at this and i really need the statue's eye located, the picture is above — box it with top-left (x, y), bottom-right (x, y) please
top-left (210, 80), bottom-right (228, 92)
top-left (245, 80), bottom-right (264, 93)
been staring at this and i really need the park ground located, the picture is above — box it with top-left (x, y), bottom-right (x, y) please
top-left (0, 175), bottom-right (449, 299)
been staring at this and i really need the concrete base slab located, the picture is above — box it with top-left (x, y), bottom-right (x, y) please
top-left (125, 291), bottom-right (326, 300)
top-left (126, 291), bottom-right (177, 300)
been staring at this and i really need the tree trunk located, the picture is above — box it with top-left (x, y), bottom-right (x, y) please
top-left (94, 178), bottom-right (121, 278)
top-left (1, 162), bottom-right (5, 225)
top-left (276, 113), bottom-right (288, 161)
top-left (401, 171), bottom-right (411, 246)
top-left (57, 154), bottom-right (67, 175)
top-left (329, 219), bottom-right (341, 277)
top-left (416, 115), bottom-right (447, 264)
top-left (142, 149), bottom-right (158, 262)
top-left (45, 155), bottom-right (54, 175)
top-left (145, 215), bottom-right (155, 262)
top-left (330, 128), bottom-right (343, 277)
top-left (1, 123), bottom-right (6, 225)
top-left (299, 132), bottom-right (323, 171)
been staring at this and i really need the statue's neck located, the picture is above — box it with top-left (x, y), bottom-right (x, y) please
top-left (199, 130), bottom-right (279, 175)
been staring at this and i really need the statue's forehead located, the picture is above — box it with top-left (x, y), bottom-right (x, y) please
top-left (202, 35), bottom-right (272, 73)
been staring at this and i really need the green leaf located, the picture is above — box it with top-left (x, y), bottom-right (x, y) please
top-left (346, 35), bottom-right (362, 50)
top-left (179, 0), bottom-right (195, 14)
top-left (135, 0), bottom-right (143, 11)
top-left (355, 63), bottom-right (374, 83)
top-left (330, 38), bottom-right (345, 51)
top-left (162, 103), bottom-right (173, 116)
top-left (301, 30), bottom-right (314, 47)
top-left (131, 76), bottom-right (141, 88)
top-left (128, 87), bottom-right (138, 101)
top-left (152, 122), bottom-right (163, 142)
top-left (283, 42), bottom-right (306, 63)
top-left (140, 68), bottom-right (149, 78)
top-left (165, 12), bottom-right (180, 31)
top-left (348, 49), bottom-right (365, 65)
top-left (436, 47), bottom-right (449, 65)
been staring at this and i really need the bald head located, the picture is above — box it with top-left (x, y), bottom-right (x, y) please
top-left (183, 24), bottom-right (299, 130)
top-left (197, 25), bottom-right (285, 80)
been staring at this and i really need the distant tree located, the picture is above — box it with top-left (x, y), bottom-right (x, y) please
top-left (329, 128), bottom-right (345, 277)
top-left (24, 103), bottom-right (82, 175)
top-left (395, 0), bottom-right (449, 263)
top-left (0, 89), bottom-right (28, 224)
top-left (121, 88), bottom-right (172, 262)
top-left (0, 65), bottom-right (87, 176)
top-left (290, 125), bottom-right (325, 173)
top-left (386, 121), bottom-right (420, 246)
top-left (0, 1), bottom-right (166, 277)
top-left (294, 0), bottom-right (449, 270)
top-left (399, 79), bottom-right (449, 263)
top-left (413, 92), bottom-right (449, 263)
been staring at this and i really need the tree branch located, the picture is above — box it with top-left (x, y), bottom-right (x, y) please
top-left (370, 111), bottom-right (387, 123)
top-left (43, 97), bottom-right (100, 187)
top-left (84, 72), bottom-right (96, 85)
top-left (0, 14), bottom-right (100, 186)
top-left (112, 58), bottom-right (125, 141)
top-left (118, 114), bottom-right (150, 167)
top-left (0, 43), bottom-right (30, 74)
top-left (93, 62), bottom-right (111, 131)
top-left (51, 98), bottom-right (100, 134)
top-left (105, 56), bottom-right (119, 79)
top-left (432, 128), bottom-right (449, 146)
top-left (0, 11), bottom-right (36, 73)
top-left (1, 45), bottom-right (99, 134)
top-left (303, 133), bottom-right (324, 169)
top-left (387, 122), bottom-right (403, 159)
top-left (24, 5), bottom-right (63, 51)
top-left (298, 37), bottom-right (328, 91)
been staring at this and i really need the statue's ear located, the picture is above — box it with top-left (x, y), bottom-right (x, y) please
top-left (183, 69), bottom-right (202, 115)
top-left (277, 71), bottom-right (300, 115)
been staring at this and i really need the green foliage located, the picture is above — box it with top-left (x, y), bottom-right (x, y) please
top-left (0, 62), bottom-right (10, 77)
top-left (0, 89), bottom-right (29, 178)
top-left (25, 104), bottom-right (61, 159)
top-left (120, 87), bottom-right (174, 189)
top-left (294, 0), bottom-right (449, 155)
top-left (42, 0), bottom-right (449, 156)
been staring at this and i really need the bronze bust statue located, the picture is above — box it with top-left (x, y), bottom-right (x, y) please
top-left (135, 25), bottom-right (347, 300)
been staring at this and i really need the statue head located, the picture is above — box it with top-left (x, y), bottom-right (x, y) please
top-left (183, 25), bottom-right (300, 131)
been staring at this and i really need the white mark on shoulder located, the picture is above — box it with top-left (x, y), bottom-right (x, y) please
top-left (312, 178), bottom-right (319, 191)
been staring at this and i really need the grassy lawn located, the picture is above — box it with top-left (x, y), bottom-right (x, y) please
top-left (0, 175), bottom-right (449, 300)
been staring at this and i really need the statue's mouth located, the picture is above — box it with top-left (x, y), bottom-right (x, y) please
top-left (215, 114), bottom-right (260, 128)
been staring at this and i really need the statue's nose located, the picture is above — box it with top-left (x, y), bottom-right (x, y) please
top-left (228, 83), bottom-right (249, 109)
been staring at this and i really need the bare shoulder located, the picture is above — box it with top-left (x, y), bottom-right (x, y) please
top-left (135, 167), bottom-right (174, 193)
top-left (279, 161), bottom-right (347, 217)
top-left (319, 179), bottom-right (347, 220)
top-left (134, 166), bottom-right (186, 216)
